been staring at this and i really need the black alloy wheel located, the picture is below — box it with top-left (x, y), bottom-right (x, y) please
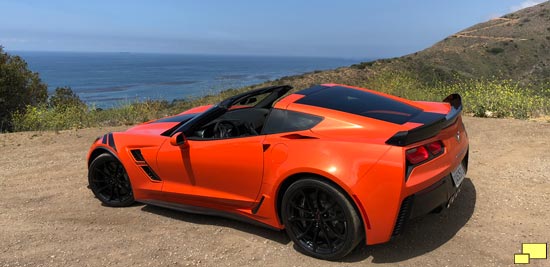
top-left (282, 178), bottom-right (363, 260)
top-left (88, 153), bottom-right (135, 207)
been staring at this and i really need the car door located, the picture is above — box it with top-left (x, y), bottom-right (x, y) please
top-left (156, 135), bottom-right (265, 209)
top-left (156, 85), bottom-right (291, 209)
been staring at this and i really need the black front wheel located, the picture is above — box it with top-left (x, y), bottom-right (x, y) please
top-left (88, 153), bottom-right (135, 207)
top-left (282, 178), bottom-right (363, 260)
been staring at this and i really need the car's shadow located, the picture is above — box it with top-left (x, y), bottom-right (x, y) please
top-left (140, 177), bottom-right (476, 263)
top-left (345, 177), bottom-right (477, 263)
top-left (140, 204), bottom-right (291, 245)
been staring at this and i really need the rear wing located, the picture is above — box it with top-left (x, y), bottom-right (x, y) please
top-left (385, 94), bottom-right (462, 146)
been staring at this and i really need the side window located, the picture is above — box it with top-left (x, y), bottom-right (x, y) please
top-left (261, 109), bottom-right (323, 134)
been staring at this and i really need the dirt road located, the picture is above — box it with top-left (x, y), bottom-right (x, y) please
top-left (1, 117), bottom-right (549, 266)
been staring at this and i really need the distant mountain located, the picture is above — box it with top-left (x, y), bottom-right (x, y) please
top-left (385, 1), bottom-right (550, 84)
top-left (260, 1), bottom-right (550, 90)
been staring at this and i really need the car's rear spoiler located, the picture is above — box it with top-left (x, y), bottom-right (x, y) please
top-left (385, 94), bottom-right (462, 146)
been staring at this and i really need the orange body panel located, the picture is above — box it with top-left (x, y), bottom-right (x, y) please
top-left (87, 84), bottom-right (469, 246)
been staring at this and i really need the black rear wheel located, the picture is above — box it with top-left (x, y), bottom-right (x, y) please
top-left (88, 153), bottom-right (134, 207)
top-left (282, 178), bottom-right (363, 260)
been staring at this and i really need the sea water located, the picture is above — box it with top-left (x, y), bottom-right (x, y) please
top-left (16, 51), bottom-right (359, 108)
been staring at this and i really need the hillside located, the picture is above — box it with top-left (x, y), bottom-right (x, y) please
top-left (392, 1), bottom-right (550, 84)
top-left (254, 1), bottom-right (550, 90)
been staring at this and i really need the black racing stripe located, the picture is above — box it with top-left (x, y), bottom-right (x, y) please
top-left (107, 133), bottom-right (116, 151)
top-left (101, 134), bottom-right (107, 144)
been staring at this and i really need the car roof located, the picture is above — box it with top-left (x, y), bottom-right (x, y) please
top-left (288, 84), bottom-right (424, 125)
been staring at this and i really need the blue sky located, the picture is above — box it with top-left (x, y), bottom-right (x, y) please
top-left (0, 0), bottom-right (546, 58)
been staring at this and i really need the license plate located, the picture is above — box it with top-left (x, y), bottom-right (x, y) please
top-left (451, 163), bottom-right (465, 187)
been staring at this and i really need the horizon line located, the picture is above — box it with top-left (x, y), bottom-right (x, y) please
top-left (5, 48), bottom-right (372, 61)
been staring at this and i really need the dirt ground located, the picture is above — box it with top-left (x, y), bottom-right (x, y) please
top-left (1, 116), bottom-right (549, 267)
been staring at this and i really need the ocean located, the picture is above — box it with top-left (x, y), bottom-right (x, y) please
top-left (16, 51), bottom-right (360, 108)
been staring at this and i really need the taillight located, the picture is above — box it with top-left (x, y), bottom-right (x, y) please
top-left (406, 141), bottom-right (444, 165)
top-left (406, 146), bottom-right (429, 164)
top-left (426, 141), bottom-right (443, 155)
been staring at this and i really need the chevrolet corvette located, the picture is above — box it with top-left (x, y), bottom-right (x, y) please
top-left (87, 84), bottom-right (469, 260)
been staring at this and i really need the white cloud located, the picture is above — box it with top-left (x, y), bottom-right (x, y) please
top-left (510, 0), bottom-right (547, 12)
top-left (0, 37), bottom-right (29, 43)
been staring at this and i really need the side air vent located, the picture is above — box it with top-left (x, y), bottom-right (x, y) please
top-left (392, 195), bottom-right (414, 237)
top-left (141, 166), bottom-right (161, 181)
top-left (130, 149), bottom-right (145, 162)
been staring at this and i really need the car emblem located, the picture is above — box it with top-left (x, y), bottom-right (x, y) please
top-left (455, 131), bottom-right (461, 143)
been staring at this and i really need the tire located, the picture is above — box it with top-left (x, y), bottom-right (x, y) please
top-left (281, 178), bottom-right (363, 260)
top-left (88, 153), bottom-right (135, 207)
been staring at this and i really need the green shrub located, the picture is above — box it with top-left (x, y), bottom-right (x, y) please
top-left (12, 104), bottom-right (87, 131)
top-left (350, 61), bottom-right (375, 69)
top-left (361, 72), bottom-right (550, 119)
top-left (446, 80), bottom-right (548, 119)
top-left (8, 70), bottom-right (550, 132)
top-left (0, 47), bottom-right (48, 131)
top-left (486, 47), bottom-right (505, 54)
top-left (49, 86), bottom-right (85, 109)
top-left (11, 98), bottom-right (173, 131)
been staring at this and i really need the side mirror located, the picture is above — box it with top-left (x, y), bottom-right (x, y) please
top-left (170, 132), bottom-right (189, 148)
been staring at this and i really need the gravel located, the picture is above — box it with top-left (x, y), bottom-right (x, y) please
top-left (1, 116), bottom-right (549, 266)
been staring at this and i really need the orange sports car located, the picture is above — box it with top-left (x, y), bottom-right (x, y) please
top-left (87, 84), bottom-right (469, 260)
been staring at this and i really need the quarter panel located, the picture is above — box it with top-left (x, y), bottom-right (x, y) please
top-left (260, 131), bottom-right (392, 231)
top-left (351, 146), bottom-right (406, 244)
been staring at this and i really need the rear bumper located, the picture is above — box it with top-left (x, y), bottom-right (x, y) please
top-left (411, 174), bottom-right (459, 218)
top-left (392, 175), bottom-right (460, 236)
top-left (392, 151), bottom-right (468, 237)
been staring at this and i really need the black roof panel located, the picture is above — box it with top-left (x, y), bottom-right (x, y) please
top-left (295, 86), bottom-right (422, 124)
